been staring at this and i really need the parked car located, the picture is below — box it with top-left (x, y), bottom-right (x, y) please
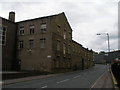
top-left (112, 56), bottom-right (120, 65)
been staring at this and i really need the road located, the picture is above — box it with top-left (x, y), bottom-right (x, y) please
top-left (3, 64), bottom-right (109, 89)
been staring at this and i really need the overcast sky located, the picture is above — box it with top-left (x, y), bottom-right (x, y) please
top-left (0, 0), bottom-right (119, 53)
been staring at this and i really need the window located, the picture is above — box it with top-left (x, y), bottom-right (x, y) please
top-left (69, 31), bottom-right (71, 34)
top-left (73, 44), bottom-right (75, 52)
top-left (40, 24), bottom-right (47, 33)
top-left (63, 30), bottom-right (66, 39)
top-left (56, 56), bottom-right (60, 60)
top-left (29, 40), bottom-right (34, 49)
top-left (0, 27), bottom-right (2, 45)
top-left (19, 40), bottom-right (23, 49)
top-left (68, 45), bottom-right (71, 54)
top-left (57, 40), bottom-right (60, 51)
top-left (69, 31), bottom-right (72, 39)
top-left (63, 43), bottom-right (66, 54)
top-left (29, 25), bottom-right (34, 34)
top-left (57, 25), bottom-right (61, 33)
top-left (1, 27), bottom-right (7, 45)
top-left (40, 38), bottom-right (45, 48)
top-left (19, 27), bottom-right (24, 35)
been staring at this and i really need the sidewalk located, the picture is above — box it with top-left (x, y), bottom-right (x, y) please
top-left (1, 71), bottom-right (23, 74)
top-left (2, 73), bottom-right (58, 85)
top-left (91, 70), bottom-right (114, 88)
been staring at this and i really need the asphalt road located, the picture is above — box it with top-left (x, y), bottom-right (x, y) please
top-left (3, 64), bottom-right (109, 89)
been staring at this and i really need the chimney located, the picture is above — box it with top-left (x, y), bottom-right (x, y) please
top-left (8, 11), bottom-right (15, 22)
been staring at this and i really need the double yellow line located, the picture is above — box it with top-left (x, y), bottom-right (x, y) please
top-left (110, 68), bottom-right (119, 89)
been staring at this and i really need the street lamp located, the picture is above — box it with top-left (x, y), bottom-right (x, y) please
top-left (96, 33), bottom-right (111, 65)
top-left (96, 33), bottom-right (110, 53)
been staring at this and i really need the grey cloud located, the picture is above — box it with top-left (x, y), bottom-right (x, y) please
top-left (0, 0), bottom-right (118, 52)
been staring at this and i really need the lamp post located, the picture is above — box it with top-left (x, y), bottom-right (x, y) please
top-left (96, 33), bottom-right (111, 64)
top-left (96, 33), bottom-right (110, 53)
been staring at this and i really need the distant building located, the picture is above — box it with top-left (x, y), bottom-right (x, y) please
top-left (94, 50), bottom-right (120, 64)
top-left (1, 12), bottom-right (94, 72)
top-left (94, 52), bottom-right (106, 64)
top-left (108, 50), bottom-right (120, 64)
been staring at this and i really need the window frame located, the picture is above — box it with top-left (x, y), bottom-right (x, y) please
top-left (57, 25), bottom-right (61, 33)
top-left (1, 26), bottom-right (7, 46)
top-left (0, 27), bottom-right (3, 45)
top-left (19, 27), bottom-right (24, 35)
top-left (40, 38), bottom-right (46, 48)
top-left (63, 29), bottom-right (66, 39)
top-left (56, 40), bottom-right (60, 51)
top-left (63, 43), bottom-right (66, 54)
top-left (68, 45), bottom-right (71, 54)
top-left (29, 39), bottom-right (34, 49)
top-left (29, 25), bottom-right (35, 34)
top-left (19, 40), bottom-right (23, 49)
top-left (40, 23), bottom-right (47, 33)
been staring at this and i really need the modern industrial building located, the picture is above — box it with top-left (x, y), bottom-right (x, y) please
top-left (1, 12), bottom-right (94, 72)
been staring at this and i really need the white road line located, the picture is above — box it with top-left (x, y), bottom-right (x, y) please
top-left (35, 88), bottom-right (41, 90)
top-left (91, 71), bottom-right (107, 88)
top-left (41, 86), bottom-right (48, 88)
top-left (35, 85), bottom-right (48, 90)
top-left (57, 79), bottom-right (70, 84)
top-left (73, 75), bottom-right (81, 78)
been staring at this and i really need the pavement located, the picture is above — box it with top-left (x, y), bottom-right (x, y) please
top-left (91, 70), bottom-right (114, 88)
top-left (2, 64), bottom-right (114, 89)
top-left (1, 71), bottom-right (24, 74)
top-left (2, 73), bottom-right (58, 85)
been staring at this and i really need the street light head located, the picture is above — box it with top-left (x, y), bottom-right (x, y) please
top-left (96, 33), bottom-right (101, 35)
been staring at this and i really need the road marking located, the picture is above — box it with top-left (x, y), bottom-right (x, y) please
top-left (91, 71), bottom-right (107, 88)
top-left (73, 75), bottom-right (81, 78)
top-left (41, 86), bottom-right (48, 88)
top-left (35, 88), bottom-right (41, 90)
top-left (35, 85), bottom-right (48, 90)
top-left (57, 79), bottom-right (70, 84)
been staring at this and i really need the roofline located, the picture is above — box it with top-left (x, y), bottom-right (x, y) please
top-left (1, 17), bottom-right (16, 24)
top-left (61, 12), bottom-right (73, 31)
top-left (109, 50), bottom-right (120, 53)
top-left (72, 40), bottom-right (83, 47)
top-left (72, 40), bottom-right (93, 52)
top-left (16, 12), bottom-right (64, 23)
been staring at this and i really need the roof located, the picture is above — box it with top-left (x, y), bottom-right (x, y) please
top-left (72, 40), bottom-right (93, 52)
top-left (16, 12), bottom-right (64, 23)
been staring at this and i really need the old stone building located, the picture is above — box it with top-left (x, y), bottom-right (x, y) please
top-left (1, 12), bottom-right (17, 70)
top-left (1, 12), bottom-right (94, 72)
top-left (71, 40), bottom-right (93, 70)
